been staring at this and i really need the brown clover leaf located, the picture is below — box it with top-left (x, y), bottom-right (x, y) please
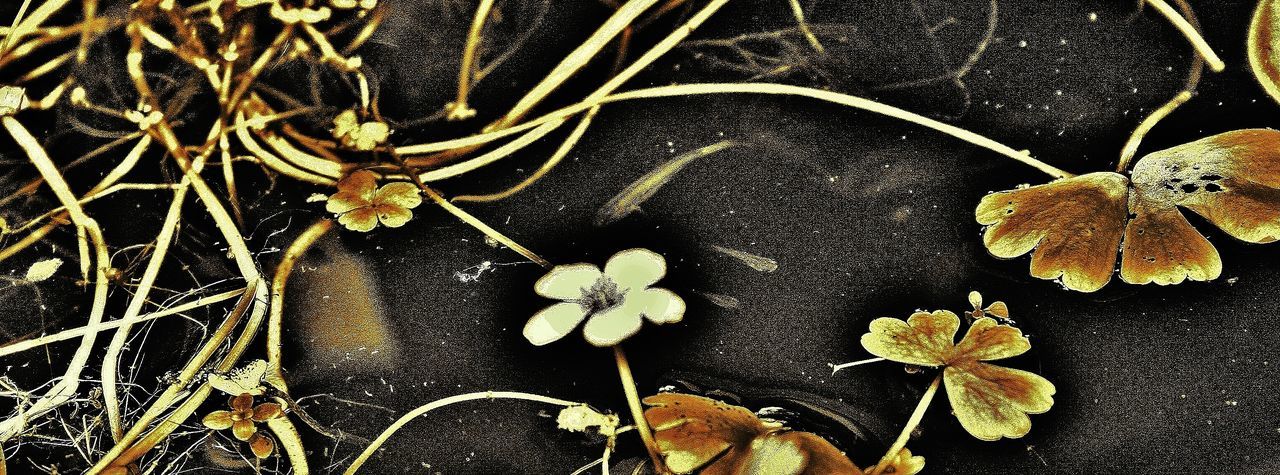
top-left (861, 310), bottom-right (1055, 441)
top-left (202, 393), bottom-right (284, 458)
top-left (976, 171), bottom-right (1128, 292)
top-left (643, 393), bottom-right (862, 475)
top-left (325, 170), bottom-right (423, 232)
top-left (976, 129), bottom-right (1280, 292)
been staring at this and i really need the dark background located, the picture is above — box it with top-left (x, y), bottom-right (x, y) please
top-left (4, 0), bottom-right (1280, 473)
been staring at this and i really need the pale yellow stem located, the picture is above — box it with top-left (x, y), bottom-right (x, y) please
top-left (1144, 0), bottom-right (1224, 72)
top-left (614, 346), bottom-right (667, 474)
top-left (867, 373), bottom-right (942, 475)
top-left (344, 391), bottom-right (581, 474)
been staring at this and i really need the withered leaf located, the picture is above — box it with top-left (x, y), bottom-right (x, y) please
top-left (643, 393), bottom-right (861, 475)
top-left (976, 129), bottom-right (1280, 291)
top-left (1130, 129), bottom-right (1280, 244)
top-left (976, 172), bottom-right (1128, 292)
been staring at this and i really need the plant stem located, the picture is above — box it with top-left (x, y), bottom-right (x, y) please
top-left (1144, 0), bottom-right (1224, 72)
top-left (1118, 0), bottom-right (1204, 172)
top-left (829, 357), bottom-right (887, 375)
top-left (267, 218), bottom-right (335, 392)
top-left (867, 373), bottom-right (943, 475)
top-left (447, 0), bottom-right (494, 120)
top-left (404, 82), bottom-right (1072, 181)
top-left (613, 345), bottom-right (667, 474)
top-left (344, 391), bottom-right (581, 474)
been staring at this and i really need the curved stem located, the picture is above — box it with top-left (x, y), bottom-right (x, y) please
top-left (1117, 91), bottom-right (1191, 172)
top-left (867, 373), bottom-right (942, 475)
top-left (266, 415), bottom-right (310, 474)
top-left (102, 183), bottom-right (192, 441)
top-left (613, 345), bottom-right (666, 474)
top-left (452, 105), bottom-right (601, 203)
top-left (1118, 0), bottom-right (1204, 172)
top-left (401, 82), bottom-right (1071, 181)
top-left (267, 218), bottom-right (335, 392)
top-left (0, 117), bottom-right (110, 443)
top-left (1144, 0), bottom-right (1224, 72)
top-left (343, 391), bottom-right (581, 474)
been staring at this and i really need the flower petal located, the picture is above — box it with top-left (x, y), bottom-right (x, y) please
top-left (1131, 129), bottom-right (1280, 244)
top-left (604, 248), bottom-right (667, 291)
top-left (253, 402), bottom-right (283, 421)
top-left (232, 419), bottom-right (256, 441)
top-left (202, 410), bottom-right (233, 430)
top-left (582, 302), bottom-right (644, 347)
top-left (374, 182), bottom-right (423, 209)
top-left (231, 393), bottom-right (254, 412)
top-left (1119, 189), bottom-right (1222, 285)
top-left (374, 204), bottom-right (414, 228)
top-left (943, 362), bottom-right (1056, 441)
top-left (629, 287), bottom-right (685, 324)
top-left (975, 172), bottom-right (1128, 292)
top-left (859, 310), bottom-right (959, 367)
top-left (951, 317), bottom-right (1030, 363)
top-left (337, 207), bottom-right (379, 232)
top-left (249, 432), bottom-right (275, 459)
top-left (534, 263), bottom-right (602, 300)
top-left (523, 303), bottom-right (589, 346)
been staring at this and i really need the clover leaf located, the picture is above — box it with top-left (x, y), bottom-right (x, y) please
top-left (861, 310), bottom-right (1055, 441)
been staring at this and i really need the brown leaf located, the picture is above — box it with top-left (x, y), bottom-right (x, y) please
top-left (975, 172), bottom-right (1128, 292)
top-left (644, 393), bottom-right (771, 473)
top-left (643, 393), bottom-right (859, 475)
top-left (249, 432), bottom-right (275, 459)
top-left (1119, 189), bottom-right (1221, 285)
top-left (944, 361), bottom-right (1055, 441)
top-left (1249, 1), bottom-right (1280, 105)
top-left (1130, 129), bottom-right (1280, 244)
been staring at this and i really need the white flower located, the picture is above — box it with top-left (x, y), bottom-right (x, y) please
top-left (524, 248), bottom-right (685, 347)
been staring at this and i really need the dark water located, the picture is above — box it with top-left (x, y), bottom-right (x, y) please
top-left (2, 0), bottom-right (1279, 473)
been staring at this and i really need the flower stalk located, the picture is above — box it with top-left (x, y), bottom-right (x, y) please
top-left (613, 345), bottom-right (667, 474)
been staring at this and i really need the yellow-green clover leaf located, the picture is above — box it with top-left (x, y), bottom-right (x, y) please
top-left (332, 109), bottom-right (390, 151)
top-left (861, 310), bottom-right (1055, 441)
top-left (325, 170), bottom-right (422, 232)
top-left (524, 248), bottom-right (684, 347)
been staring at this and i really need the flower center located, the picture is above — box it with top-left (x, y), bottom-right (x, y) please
top-left (579, 277), bottom-right (625, 314)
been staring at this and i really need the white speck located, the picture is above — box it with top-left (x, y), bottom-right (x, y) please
top-left (1017, 40), bottom-right (1028, 48)
top-left (1089, 12), bottom-right (1098, 22)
